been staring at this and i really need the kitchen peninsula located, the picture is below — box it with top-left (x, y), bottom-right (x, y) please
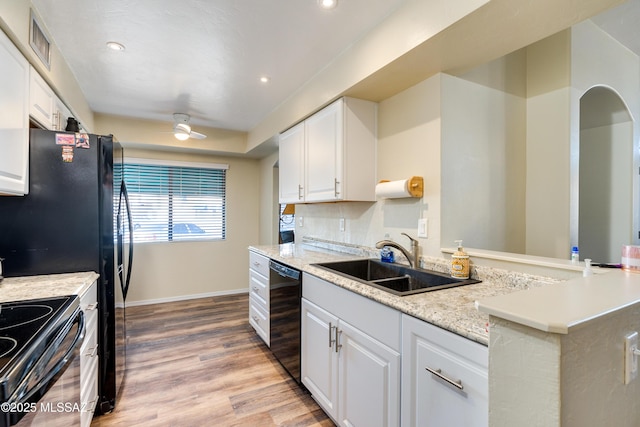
top-left (251, 241), bottom-right (640, 426)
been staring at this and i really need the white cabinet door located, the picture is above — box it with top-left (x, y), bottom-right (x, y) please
top-left (338, 319), bottom-right (400, 427)
top-left (279, 122), bottom-right (305, 203)
top-left (301, 298), bottom-right (339, 420)
top-left (305, 99), bottom-right (343, 202)
top-left (0, 30), bottom-right (29, 196)
top-left (53, 96), bottom-right (72, 131)
top-left (29, 66), bottom-right (54, 129)
top-left (402, 314), bottom-right (488, 427)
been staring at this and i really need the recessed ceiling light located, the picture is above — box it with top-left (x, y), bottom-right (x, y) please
top-left (259, 76), bottom-right (270, 83)
top-left (318, 0), bottom-right (338, 10)
top-left (106, 41), bottom-right (125, 51)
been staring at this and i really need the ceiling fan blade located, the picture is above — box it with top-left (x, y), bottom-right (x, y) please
top-left (190, 131), bottom-right (207, 139)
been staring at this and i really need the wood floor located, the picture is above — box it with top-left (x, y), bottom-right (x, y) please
top-left (90, 293), bottom-right (334, 427)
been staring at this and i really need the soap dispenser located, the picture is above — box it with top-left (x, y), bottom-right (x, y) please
top-left (451, 240), bottom-right (470, 279)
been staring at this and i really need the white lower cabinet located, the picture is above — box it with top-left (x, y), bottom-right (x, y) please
top-left (302, 273), bottom-right (400, 427)
top-left (401, 314), bottom-right (488, 427)
top-left (79, 280), bottom-right (99, 427)
top-left (248, 251), bottom-right (270, 346)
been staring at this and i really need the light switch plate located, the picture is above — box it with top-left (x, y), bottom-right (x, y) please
top-left (418, 218), bottom-right (428, 238)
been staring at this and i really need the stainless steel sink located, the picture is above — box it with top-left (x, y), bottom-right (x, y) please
top-left (313, 259), bottom-right (480, 296)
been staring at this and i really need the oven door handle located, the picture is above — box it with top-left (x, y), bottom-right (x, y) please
top-left (9, 310), bottom-right (85, 405)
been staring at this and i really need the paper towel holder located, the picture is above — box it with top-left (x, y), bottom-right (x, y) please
top-left (376, 176), bottom-right (423, 198)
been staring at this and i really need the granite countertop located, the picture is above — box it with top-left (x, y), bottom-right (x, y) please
top-left (0, 271), bottom-right (99, 303)
top-left (250, 244), bottom-right (527, 346)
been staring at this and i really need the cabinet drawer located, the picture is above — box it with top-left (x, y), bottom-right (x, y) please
top-left (303, 273), bottom-right (401, 351)
top-left (80, 355), bottom-right (98, 427)
top-left (249, 269), bottom-right (269, 308)
top-left (80, 282), bottom-right (98, 311)
top-left (402, 314), bottom-right (487, 427)
top-left (249, 296), bottom-right (270, 347)
top-left (249, 251), bottom-right (269, 277)
top-left (81, 319), bottom-right (98, 378)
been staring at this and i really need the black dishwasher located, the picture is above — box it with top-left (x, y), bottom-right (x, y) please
top-left (269, 260), bottom-right (302, 383)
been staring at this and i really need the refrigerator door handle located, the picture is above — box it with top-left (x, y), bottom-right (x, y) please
top-left (121, 180), bottom-right (133, 300)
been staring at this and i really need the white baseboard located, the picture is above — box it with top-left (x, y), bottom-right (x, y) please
top-left (125, 288), bottom-right (249, 307)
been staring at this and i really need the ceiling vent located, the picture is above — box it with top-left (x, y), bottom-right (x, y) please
top-left (30, 10), bottom-right (51, 69)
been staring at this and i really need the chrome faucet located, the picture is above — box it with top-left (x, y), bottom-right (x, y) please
top-left (375, 233), bottom-right (419, 268)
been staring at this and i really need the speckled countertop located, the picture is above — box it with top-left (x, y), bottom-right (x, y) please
top-left (0, 271), bottom-right (99, 303)
top-left (250, 243), bottom-right (561, 346)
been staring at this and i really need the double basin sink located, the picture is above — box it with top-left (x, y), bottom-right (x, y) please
top-left (314, 259), bottom-right (480, 296)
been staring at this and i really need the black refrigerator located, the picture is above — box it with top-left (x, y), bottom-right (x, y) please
top-left (0, 128), bottom-right (133, 414)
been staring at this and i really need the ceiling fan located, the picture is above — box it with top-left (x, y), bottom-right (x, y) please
top-left (172, 113), bottom-right (206, 140)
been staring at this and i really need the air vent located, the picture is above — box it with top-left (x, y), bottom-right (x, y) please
top-left (30, 10), bottom-right (50, 69)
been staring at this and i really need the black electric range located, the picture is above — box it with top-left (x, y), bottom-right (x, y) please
top-left (0, 295), bottom-right (83, 426)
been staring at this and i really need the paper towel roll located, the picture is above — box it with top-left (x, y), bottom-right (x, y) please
top-left (375, 177), bottom-right (423, 198)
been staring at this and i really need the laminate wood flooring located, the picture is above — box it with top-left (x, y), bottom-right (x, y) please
top-left (91, 294), bottom-right (334, 427)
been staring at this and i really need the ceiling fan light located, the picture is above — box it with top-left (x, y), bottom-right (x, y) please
top-left (174, 131), bottom-right (190, 141)
top-left (318, 0), bottom-right (337, 9)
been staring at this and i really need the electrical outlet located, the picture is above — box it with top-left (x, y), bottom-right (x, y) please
top-left (624, 331), bottom-right (638, 384)
top-left (339, 217), bottom-right (345, 232)
top-left (298, 216), bottom-right (304, 227)
top-left (418, 218), bottom-right (428, 238)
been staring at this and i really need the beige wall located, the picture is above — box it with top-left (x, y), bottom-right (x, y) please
top-left (441, 63), bottom-right (527, 254)
top-left (94, 113), bottom-right (248, 154)
top-left (120, 148), bottom-right (260, 304)
top-left (259, 152), bottom-right (280, 246)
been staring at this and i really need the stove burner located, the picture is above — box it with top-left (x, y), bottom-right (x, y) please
top-left (0, 337), bottom-right (17, 359)
top-left (0, 305), bottom-right (54, 331)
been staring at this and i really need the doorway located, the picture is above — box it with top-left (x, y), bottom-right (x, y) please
top-left (578, 86), bottom-right (633, 262)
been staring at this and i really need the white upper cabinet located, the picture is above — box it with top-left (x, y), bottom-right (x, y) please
top-left (29, 66), bottom-right (55, 129)
top-left (29, 66), bottom-right (73, 132)
top-left (0, 30), bottom-right (30, 196)
top-left (279, 122), bottom-right (305, 203)
top-left (279, 97), bottom-right (377, 204)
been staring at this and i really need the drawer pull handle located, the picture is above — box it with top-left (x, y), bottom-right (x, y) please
top-left (329, 322), bottom-right (336, 348)
top-left (252, 315), bottom-right (260, 322)
top-left (335, 329), bottom-right (342, 353)
top-left (85, 302), bottom-right (98, 311)
top-left (253, 261), bottom-right (260, 267)
top-left (85, 345), bottom-right (98, 358)
top-left (425, 367), bottom-right (464, 391)
top-left (252, 286), bottom-right (260, 293)
top-left (83, 397), bottom-right (98, 413)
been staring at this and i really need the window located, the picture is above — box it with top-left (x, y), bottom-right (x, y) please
top-left (117, 159), bottom-right (227, 243)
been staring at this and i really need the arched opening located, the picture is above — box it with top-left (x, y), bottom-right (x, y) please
top-left (579, 86), bottom-right (633, 262)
